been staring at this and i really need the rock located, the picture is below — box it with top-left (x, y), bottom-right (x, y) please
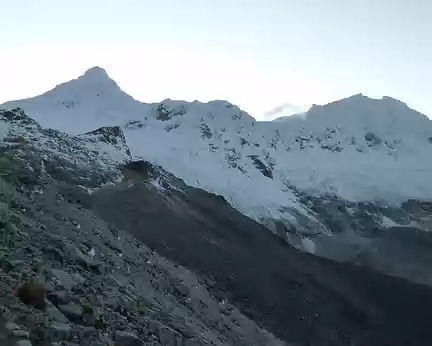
top-left (81, 326), bottom-right (98, 338)
top-left (58, 303), bottom-right (83, 323)
top-left (82, 313), bottom-right (95, 326)
top-left (45, 301), bottom-right (69, 323)
top-left (14, 340), bottom-right (32, 346)
top-left (158, 326), bottom-right (177, 346)
top-left (114, 331), bottom-right (143, 346)
top-left (167, 321), bottom-right (195, 339)
top-left (11, 329), bottom-right (30, 339)
top-left (174, 281), bottom-right (189, 297)
top-left (148, 319), bottom-right (162, 334)
top-left (0, 305), bottom-right (13, 321)
top-left (94, 316), bottom-right (105, 330)
top-left (0, 257), bottom-right (15, 273)
top-left (0, 201), bottom-right (10, 226)
top-left (81, 304), bottom-right (95, 315)
top-left (6, 321), bottom-right (20, 331)
top-left (49, 322), bottom-right (71, 341)
top-left (47, 291), bottom-right (69, 307)
top-left (71, 273), bottom-right (85, 285)
top-left (10, 272), bottom-right (22, 280)
top-left (51, 269), bottom-right (77, 290)
top-left (42, 246), bottom-right (65, 263)
top-left (69, 327), bottom-right (82, 341)
top-left (5, 223), bottom-right (20, 236)
top-left (184, 338), bottom-right (202, 346)
top-left (30, 261), bottom-right (43, 274)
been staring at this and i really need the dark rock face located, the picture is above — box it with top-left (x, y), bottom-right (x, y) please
top-left (200, 123), bottom-right (212, 139)
top-left (248, 155), bottom-right (273, 179)
top-left (155, 103), bottom-right (186, 121)
top-left (293, 193), bottom-right (432, 286)
top-left (364, 132), bottom-right (382, 146)
top-left (122, 160), bottom-right (155, 178)
top-left (84, 126), bottom-right (125, 145)
top-left (1, 108), bottom-right (38, 126)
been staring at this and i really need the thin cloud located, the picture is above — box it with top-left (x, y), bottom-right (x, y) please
top-left (263, 102), bottom-right (306, 120)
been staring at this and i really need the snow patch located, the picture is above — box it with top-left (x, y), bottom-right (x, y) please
top-left (301, 237), bottom-right (316, 254)
top-left (381, 216), bottom-right (402, 228)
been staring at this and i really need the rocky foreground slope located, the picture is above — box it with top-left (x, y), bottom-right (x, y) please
top-left (0, 109), bottom-right (283, 346)
top-left (2, 110), bottom-right (432, 346)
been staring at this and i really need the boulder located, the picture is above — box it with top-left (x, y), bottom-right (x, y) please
top-left (114, 331), bottom-right (143, 346)
top-left (58, 303), bottom-right (83, 323)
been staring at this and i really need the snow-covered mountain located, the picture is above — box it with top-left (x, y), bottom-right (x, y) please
top-left (3, 67), bottom-right (432, 274)
top-left (5, 108), bottom-right (432, 346)
top-left (3, 67), bottom-right (148, 134)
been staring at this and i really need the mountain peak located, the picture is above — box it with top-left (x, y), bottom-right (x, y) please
top-left (82, 66), bottom-right (108, 77)
top-left (0, 66), bottom-right (145, 134)
top-left (329, 94), bottom-right (408, 108)
top-left (76, 66), bottom-right (115, 85)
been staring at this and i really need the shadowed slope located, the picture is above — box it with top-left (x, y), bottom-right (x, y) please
top-left (88, 161), bottom-right (432, 346)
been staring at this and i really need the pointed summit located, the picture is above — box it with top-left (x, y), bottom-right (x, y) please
top-left (83, 66), bottom-right (109, 77)
top-left (0, 66), bottom-right (147, 134)
top-left (79, 66), bottom-right (111, 83)
top-left (74, 66), bottom-right (118, 88)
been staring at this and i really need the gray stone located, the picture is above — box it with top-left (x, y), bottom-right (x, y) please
top-left (58, 303), bottom-right (83, 322)
top-left (174, 282), bottom-right (189, 297)
top-left (49, 322), bottom-right (71, 341)
top-left (0, 305), bottom-right (13, 321)
top-left (148, 319), bottom-right (161, 334)
top-left (184, 338), bottom-right (202, 346)
top-left (5, 321), bottom-right (20, 331)
top-left (10, 272), bottom-right (21, 279)
top-left (14, 340), bottom-right (32, 346)
top-left (167, 321), bottom-right (195, 339)
top-left (114, 331), bottom-right (143, 346)
top-left (81, 326), bottom-right (98, 338)
top-left (9, 260), bottom-right (26, 269)
top-left (45, 301), bottom-right (69, 323)
top-left (51, 269), bottom-right (76, 290)
top-left (0, 257), bottom-right (14, 273)
top-left (158, 326), bottom-right (177, 346)
top-left (11, 329), bottom-right (30, 339)
top-left (69, 327), bottom-right (82, 341)
top-left (82, 313), bottom-right (95, 326)
top-left (71, 273), bottom-right (85, 285)
top-left (47, 291), bottom-right (69, 307)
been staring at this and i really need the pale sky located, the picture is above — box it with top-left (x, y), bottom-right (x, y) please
top-left (1, 0), bottom-right (431, 119)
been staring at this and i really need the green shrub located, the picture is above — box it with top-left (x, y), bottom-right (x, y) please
top-left (17, 281), bottom-right (46, 310)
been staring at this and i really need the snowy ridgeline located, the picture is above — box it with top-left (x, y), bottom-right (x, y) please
top-left (2, 67), bottom-right (432, 227)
